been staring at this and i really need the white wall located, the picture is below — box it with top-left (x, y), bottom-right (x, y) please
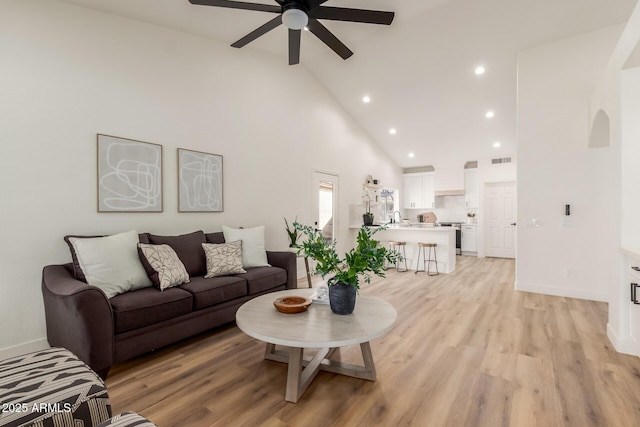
top-left (516, 25), bottom-right (625, 302)
top-left (0, 0), bottom-right (402, 357)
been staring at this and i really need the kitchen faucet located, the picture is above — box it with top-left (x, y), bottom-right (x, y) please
top-left (393, 211), bottom-right (401, 223)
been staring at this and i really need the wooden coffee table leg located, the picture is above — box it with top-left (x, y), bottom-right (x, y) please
top-left (285, 347), bottom-right (304, 402)
top-left (318, 341), bottom-right (377, 381)
top-left (265, 343), bottom-right (377, 402)
top-left (284, 346), bottom-right (332, 403)
top-left (360, 342), bottom-right (377, 380)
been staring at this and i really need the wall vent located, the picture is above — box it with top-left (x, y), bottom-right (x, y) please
top-left (491, 157), bottom-right (512, 164)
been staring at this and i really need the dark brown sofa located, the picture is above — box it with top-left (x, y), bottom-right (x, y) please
top-left (41, 231), bottom-right (297, 379)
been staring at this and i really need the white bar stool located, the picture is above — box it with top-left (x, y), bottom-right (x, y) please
top-left (415, 242), bottom-right (439, 276)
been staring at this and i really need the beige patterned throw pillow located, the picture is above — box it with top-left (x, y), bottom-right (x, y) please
top-left (138, 243), bottom-right (190, 290)
top-left (202, 240), bottom-right (247, 278)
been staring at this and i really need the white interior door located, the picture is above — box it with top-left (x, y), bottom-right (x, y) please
top-left (485, 181), bottom-right (516, 258)
top-left (313, 171), bottom-right (339, 245)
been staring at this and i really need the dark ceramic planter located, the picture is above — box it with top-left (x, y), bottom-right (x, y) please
top-left (363, 213), bottom-right (374, 226)
top-left (329, 282), bottom-right (357, 315)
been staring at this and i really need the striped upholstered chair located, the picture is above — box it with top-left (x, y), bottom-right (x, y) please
top-left (0, 347), bottom-right (155, 427)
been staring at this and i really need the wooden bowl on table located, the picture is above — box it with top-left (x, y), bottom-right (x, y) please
top-left (273, 296), bottom-right (312, 314)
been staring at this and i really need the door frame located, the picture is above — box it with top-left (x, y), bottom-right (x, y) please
top-left (312, 169), bottom-right (340, 247)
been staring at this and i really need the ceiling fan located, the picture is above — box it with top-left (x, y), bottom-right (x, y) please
top-left (188, 0), bottom-right (395, 65)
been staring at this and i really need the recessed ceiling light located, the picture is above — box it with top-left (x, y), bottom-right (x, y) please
top-left (493, 141), bottom-right (501, 148)
top-left (389, 128), bottom-right (397, 135)
top-left (362, 95), bottom-right (371, 103)
top-left (408, 152), bottom-right (415, 158)
top-left (475, 65), bottom-right (486, 75)
top-left (485, 111), bottom-right (495, 118)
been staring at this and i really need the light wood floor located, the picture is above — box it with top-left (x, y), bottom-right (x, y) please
top-left (106, 256), bottom-right (640, 426)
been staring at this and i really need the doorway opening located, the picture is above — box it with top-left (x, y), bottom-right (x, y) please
top-left (313, 171), bottom-right (339, 245)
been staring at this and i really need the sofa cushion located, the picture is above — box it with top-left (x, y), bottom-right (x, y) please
top-left (180, 275), bottom-right (248, 310)
top-left (110, 287), bottom-right (193, 333)
top-left (66, 230), bottom-right (153, 298)
top-left (138, 243), bottom-right (190, 290)
top-left (205, 231), bottom-right (225, 244)
top-left (222, 225), bottom-right (270, 268)
top-left (236, 266), bottom-right (287, 295)
top-left (64, 233), bottom-right (149, 282)
top-left (147, 230), bottom-right (206, 276)
top-left (202, 241), bottom-right (246, 278)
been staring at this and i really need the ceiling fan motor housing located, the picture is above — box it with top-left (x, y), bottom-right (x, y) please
top-left (282, 7), bottom-right (308, 30)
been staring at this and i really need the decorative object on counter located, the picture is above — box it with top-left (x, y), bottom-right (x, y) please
top-left (283, 216), bottom-right (299, 247)
top-left (363, 196), bottom-right (374, 226)
top-left (273, 295), bottom-right (312, 314)
top-left (293, 222), bottom-right (400, 314)
top-left (419, 212), bottom-right (437, 223)
top-left (466, 212), bottom-right (476, 224)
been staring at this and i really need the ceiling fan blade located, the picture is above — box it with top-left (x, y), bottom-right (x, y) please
top-left (189, 0), bottom-right (280, 14)
top-left (307, 0), bottom-right (330, 8)
top-left (231, 15), bottom-right (282, 48)
top-left (289, 29), bottom-right (301, 65)
top-left (310, 6), bottom-right (394, 25)
top-left (306, 19), bottom-right (353, 60)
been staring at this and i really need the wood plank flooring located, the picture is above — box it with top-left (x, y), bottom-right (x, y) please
top-left (106, 256), bottom-right (640, 426)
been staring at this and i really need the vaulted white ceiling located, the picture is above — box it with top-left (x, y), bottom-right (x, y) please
top-left (60, 0), bottom-right (637, 168)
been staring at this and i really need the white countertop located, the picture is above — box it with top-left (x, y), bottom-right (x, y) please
top-left (349, 224), bottom-right (455, 231)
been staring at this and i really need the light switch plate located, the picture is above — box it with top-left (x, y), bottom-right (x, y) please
top-left (526, 218), bottom-right (540, 227)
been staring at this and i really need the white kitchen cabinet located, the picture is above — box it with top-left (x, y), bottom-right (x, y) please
top-left (464, 168), bottom-right (479, 208)
top-left (403, 172), bottom-right (435, 209)
top-left (422, 173), bottom-right (435, 209)
top-left (628, 255), bottom-right (640, 353)
top-left (461, 224), bottom-right (477, 254)
top-left (403, 174), bottom-right (423, 209)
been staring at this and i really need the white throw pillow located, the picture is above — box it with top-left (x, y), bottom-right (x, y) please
top-left (221, 225), bottom-right (270, 268)
top-left (68, 230), bottom-right (152, 298)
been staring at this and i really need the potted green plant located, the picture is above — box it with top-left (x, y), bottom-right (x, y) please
top-left (293, 221), bottom-right (400, 314)
top-left (284, 216), bottom-right (299, 247)
top-left (363, 196), bottom-right (374, 226)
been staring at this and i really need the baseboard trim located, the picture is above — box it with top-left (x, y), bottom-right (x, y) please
top-left (607, 323), bottom-right (640, 357)
top-left (515, 281), bottom-right (608, 302)
top-left (0, 338), bottom-right (49, 360)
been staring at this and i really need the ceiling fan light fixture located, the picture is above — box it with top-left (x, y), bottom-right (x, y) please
top-left (282, 9), bottom-right (308, 30)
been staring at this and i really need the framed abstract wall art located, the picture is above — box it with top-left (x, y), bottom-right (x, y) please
top-left (177, 148), bottom-right (223, 212)
top-left (97, 134), bottom-right (163, 212)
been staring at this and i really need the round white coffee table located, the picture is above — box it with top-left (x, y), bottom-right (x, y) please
top-left (236, 288), bottom-right (397, 403)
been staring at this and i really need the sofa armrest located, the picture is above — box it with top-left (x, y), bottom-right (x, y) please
top-left (266, 251), bottom-right (297, 289)
top-left (41, 264), bottom-right (114, 378)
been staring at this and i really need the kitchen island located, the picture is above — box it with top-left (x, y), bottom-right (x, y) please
top-left (350, 224), bottom-right (456, 273)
